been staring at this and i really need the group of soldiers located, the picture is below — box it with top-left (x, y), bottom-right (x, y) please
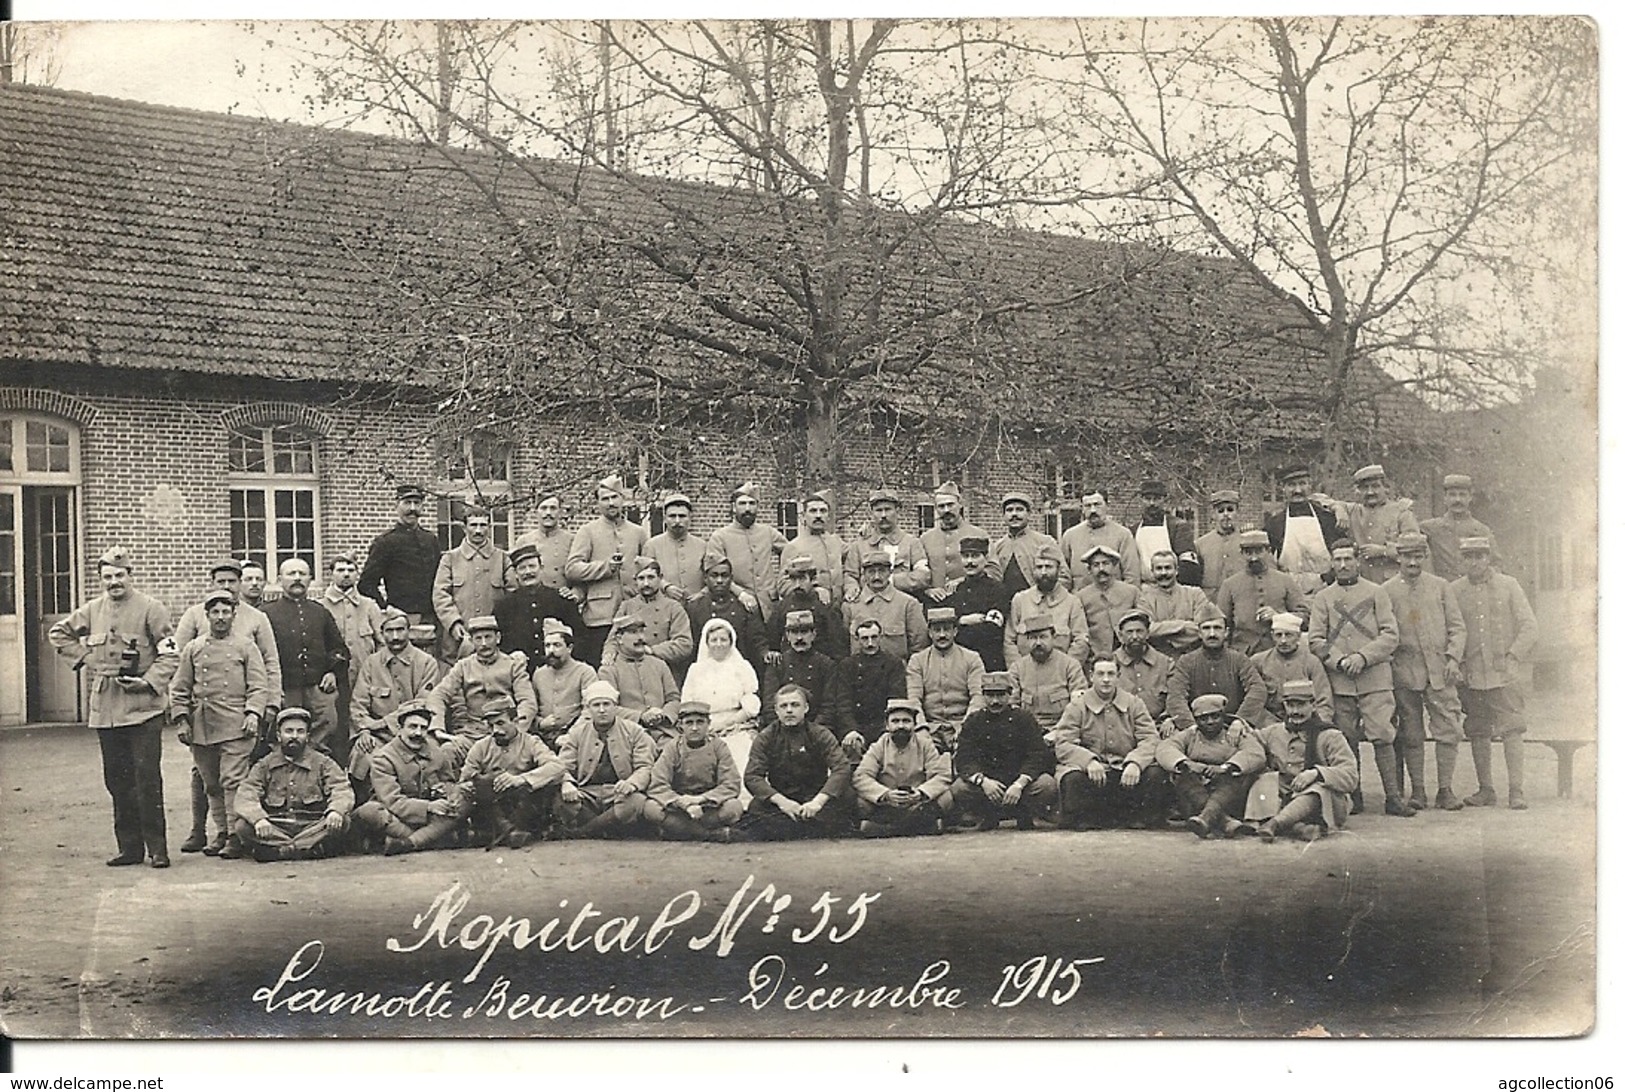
top-left (48, 460), bottom-right (1537, 865)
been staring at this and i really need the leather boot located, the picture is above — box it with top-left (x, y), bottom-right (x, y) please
top-left (181, 769), bottom-right (210, 853)
top-left (1374, 743), bottom-right (1415, 816)
top-left (1467, 737), bottom-right (1496, 802)
top-left (1505, 735), bottom-right (1528, 810)
top-left (1404, 743), bottom-right (1429, 809)
top-left (1435, 742), bottom-right (1461, 808)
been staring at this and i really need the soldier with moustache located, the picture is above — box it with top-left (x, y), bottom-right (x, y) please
top-left (1241, 680), bottom-right (1360, 843)
top-left (530, 620), bottom-right (598, 748)
top-left (50, 547), bottom-right (180, 868)
top-left (454, 694), bottom-right (567, 848)
top-left (432, 507), bottom-right (516, 662)
top-left (1452, 536), bottom-right (1538, 810)
top-left (1113, 609), bottom-right (1173, 730)
top-left (1137, 548), bottom-right (1208, 627)
top-left (1420, 474), bottom-right (1497, 582)
top-left (847, 549), bottom-right (930, 662)
top-left (944, 535), bottom-right (1010, 672)
top-left (555, 680), bottom-right (659, 838)
top-left (907, 607), bottom-right (986, 754)
top-left (1385, 532), bottom-right (1468, 811)
top-left (646, 493), bottom-right (708, 602)
top-left (173, 558), bottom-right (282, 854)
top-left (512, 491), bottom-right (576, 595)
top-left (1167, 603), bottom-right (1269, 732)
top-left (991, 490), bottom-right (1065, 597)
top-left (1129, 478), bottom-right (1200, 587)
top-left (353, 699), bottom-right (464, 855)
top-left (1345, 465), bottom-right (1420, 582)
top-left (1250, 611), bottom-right (1334, 725)
top-left (1216, 529), bottom-right (1310, 654)
top-left (348, 607), bottom-right (444, 805)
top-left (605, 556), bottom-right (695, 680)
top-left (424, 615), bottom-right (539, 766)
top-left (1309, 540), bottom-right (1408, 817)
top-left (1073, 545), bottom-right (1139, 657)
top-left (169, 589), bottom-right (271, 859)
top-left (1265, 464), bottom-right (1347, 598)
top-left (564, 475), bottom-right (648, 668)
top-left (843, 487), bottom-right (930, 602)
top-left (782, 489), bottom-right (847, 610)
top-left (494, 542), bottom-right (583, 670)
top-left (1010, 613), bottom-right (1088, 732)
top-left (919, 482), bottom-right (988, 602)
top-left (763, 609), bottom-right (838, 724)
top-left (1061, 490), bottom-right (1140, 588)
top-left (829, 618), bottom-right (908, 761)
top-left (234, 707), bottom-right (354, 861)
top-left (359, 484), bottom-right (442, 627)
top-left (263, 558), bottom-right (350, 764)
top-left (1195, 489), bottom-right (1245, 601)
top-left (950, 671), bottom-right (1057, 831)
top-left (598, 613), bottom-right (682, 747)
top-left (853, 699), bottom-right (955, 836)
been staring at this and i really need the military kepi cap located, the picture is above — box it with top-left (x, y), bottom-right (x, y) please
top-left (868, 486), bottom-right (902, 506)
top-left (959, 535), bottom-right (990, 554)
top-left (980, 671), bottom-right (1016, 692)
top-left (1459, 536), bottom-right (1494, 554)
top-left (466, 615), bottom-right (500, 633)
top-left (508, 543), bottom-right (541, 567)
top-left (480, 695), bottom-right (518, 718)
top-left (276, 707), bottom-right (313, 727)
top-left (1020, 611), bottom-right (1056, 635)
top-left (1280, 680), bottom-right (1317, 703)
top-left (784, 610), bottom-right (817, 631)
top-left (396, 483), bottom-right (426, 501)
top-left (662, 492), bottom-right (693, 511)
top-left (925, 607), bottom-right (958, 625)
top-left (98, 546), bottom-right (134, 571)
top-left (202, 589), bottom-right (237, 610)
top-left (394, 699), bottom-right (434, 724)
top-left (1117, 608), bottom-right (1152, 631)
top-left (1352, 464), bottom-right (1387, 484)
top-left (1191, 694), bottom-right (1227, 717)
top-left (1270, 612), bottom-right (1304, 632)
top-left (1442, 474), bottom-right (1473, 489)
top-left (209, 558), bottom-right (244, 576)
top-left (1001, 491), bottom-right (1034, 510)
top-left (886, 698), bottom-right (923, 718)
top-left (611, 612), bottom-right (647, 633)
top-left (782, 554), bottom-right (816, 576)
top-left (1209, 490), bottom-right (1240, 505)
top-left (1394, 532), bottom-right (1429, 555)
top-left (677, 701), bottom-right (712, 719)
top-left (1238, 529), bottom-right (1271, 549)
top-left (1139, 478), bottom-right (1167, 497)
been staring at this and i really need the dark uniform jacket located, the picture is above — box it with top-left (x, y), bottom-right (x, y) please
top-left (945, 573), bottom-right (1011, 672)
top-left (495, 585), bottom-right (583, 667)
top-left (745, 721), bottom-right (851, 804)
top-left (954, 707), bottom-right (1055, 785)
top-left (263, 597), bottom-right (349, 690)
top-left (766, 589), bottom-right (846, 661)
top-left (828, 650), bottom-right (908, 745)
top-left (763, 648), bottom-right (837, 722)
top-left (1168, 646), bottom-right (1269, 730)
top-left (360, 522), bottom-right (443, 616)
top-left (237, 748), bottom-right (354, 823)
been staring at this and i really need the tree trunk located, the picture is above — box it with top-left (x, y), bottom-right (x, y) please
top-left (805, 389), bottom-right (841, 497)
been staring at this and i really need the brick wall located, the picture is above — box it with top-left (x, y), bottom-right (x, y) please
top-left (8, 368), bottom-right (1442, 622)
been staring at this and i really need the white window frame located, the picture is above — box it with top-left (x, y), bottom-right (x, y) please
top-left (436, 432), bottom-right (515, 550)
top-left (228, 424), bottom-right (321, 577)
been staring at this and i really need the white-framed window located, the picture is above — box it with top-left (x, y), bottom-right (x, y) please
top-left (436, 432), bottom-right (514, 549)
top-left (775, 500), bottom-right (800, 541)
top-left (0, 415), bottom-right (81, 481)
top-left (228, 423), bottom-right (320, 576)
top-left (915, 503), bottom-right (936, 533)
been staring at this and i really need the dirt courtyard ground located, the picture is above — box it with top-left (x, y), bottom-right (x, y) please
top-left (0, 722), bottom-right (1595, 1042)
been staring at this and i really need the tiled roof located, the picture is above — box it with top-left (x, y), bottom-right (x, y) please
top-left (0, 83), bottom-right (1429, 441)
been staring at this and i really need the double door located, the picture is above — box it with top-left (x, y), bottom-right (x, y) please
top-left (0, 485), bottom-right (79, 725)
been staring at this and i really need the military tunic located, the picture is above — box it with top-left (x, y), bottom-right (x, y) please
top-left (175, 599), bottom-right (282, 707)
top-left (1051, 688), bottom-right (1160, 772)
top-left (169, 633), bottom-right (270, 744)
top-left (1216, 567), bottom-right (1310, 654)
top-left (1137, 580), bottom-right (1208, 626)
top-left (511, 526), bottom-right (573, 591)
top-left (647, 736), bottom-right (744, 809)
top-left (991, 529), bottom-right (1065, 593)
top-left (431, 541), bottom-right (516, 635)
top-left (320, 586), bottom-right (383, 686)
top-left (1168, 646), bottom-right (1269, 730)
top-left (351, 645), bottom-right (443, 736)
top-left (1011, 650), bottom-right (1088, 730)
top-left (237, 748), bottom-right (354, 825)
top-left (1005, 585), bottom-right (1089, 665)
top-left (1060, 519), bottom-right (1141, 587)
top-left (426, 652), bottom-right (539, 735)
top-left (564, 516), bottom-right (649, 628)
top-left (844, 530), bottom-right (930, 600)
top-left (829, 650), bottom-right (908, 746)
top-left (847, 585), bottom-right (929, 661)
top-left (494, 584), bottom-right (583, 667)
top-left (359, 521), bottom-right (442, 616)
top-left (48, 590), bottom-right (178, 728)
top-left (853, 730), bottom-right (954, 803)
top-left (782, 530), bottom-right (847, 606)
top-left (945, 573), bottom-right (1012, 672)
top-left (1074, 579), bottom-right (1139, 658)
top-left (1419, 514), bottom-right (1496, 582)
top-left (1195, 527), bottom-right (1245, 602)
top-left (906, 643), bottom-right (986, 726)
top-left (763, 648), bottom-right (837, 722)
top-left (1115, 645), bottom-right (1172, 721)
top-left (708, 522), bottom-right (789, 609)
top-left (647, 530), bottom-right (708, 599)
top-left (1250, 647), bottom-right (1335, 723)
top-left (920, 520), bottom-right (990, 592)
top-left (531, 659), bottom-right (599, 736)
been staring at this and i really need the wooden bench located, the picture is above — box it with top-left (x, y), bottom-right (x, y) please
top-left (1422, 734), bottom-right (1594, 798)
top-left (1525, 737), bottom-right (1594, 798)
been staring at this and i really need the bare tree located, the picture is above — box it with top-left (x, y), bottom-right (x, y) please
top-left (1, 23), bottom-right (63, 87)
top-left (1047, 16), bottom-right (1596, 470)
top-left (267, 19), bottom-right (1154, 504)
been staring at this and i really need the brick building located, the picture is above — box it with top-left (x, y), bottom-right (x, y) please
top-left (0, 84), bottom-right (1439, 725)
